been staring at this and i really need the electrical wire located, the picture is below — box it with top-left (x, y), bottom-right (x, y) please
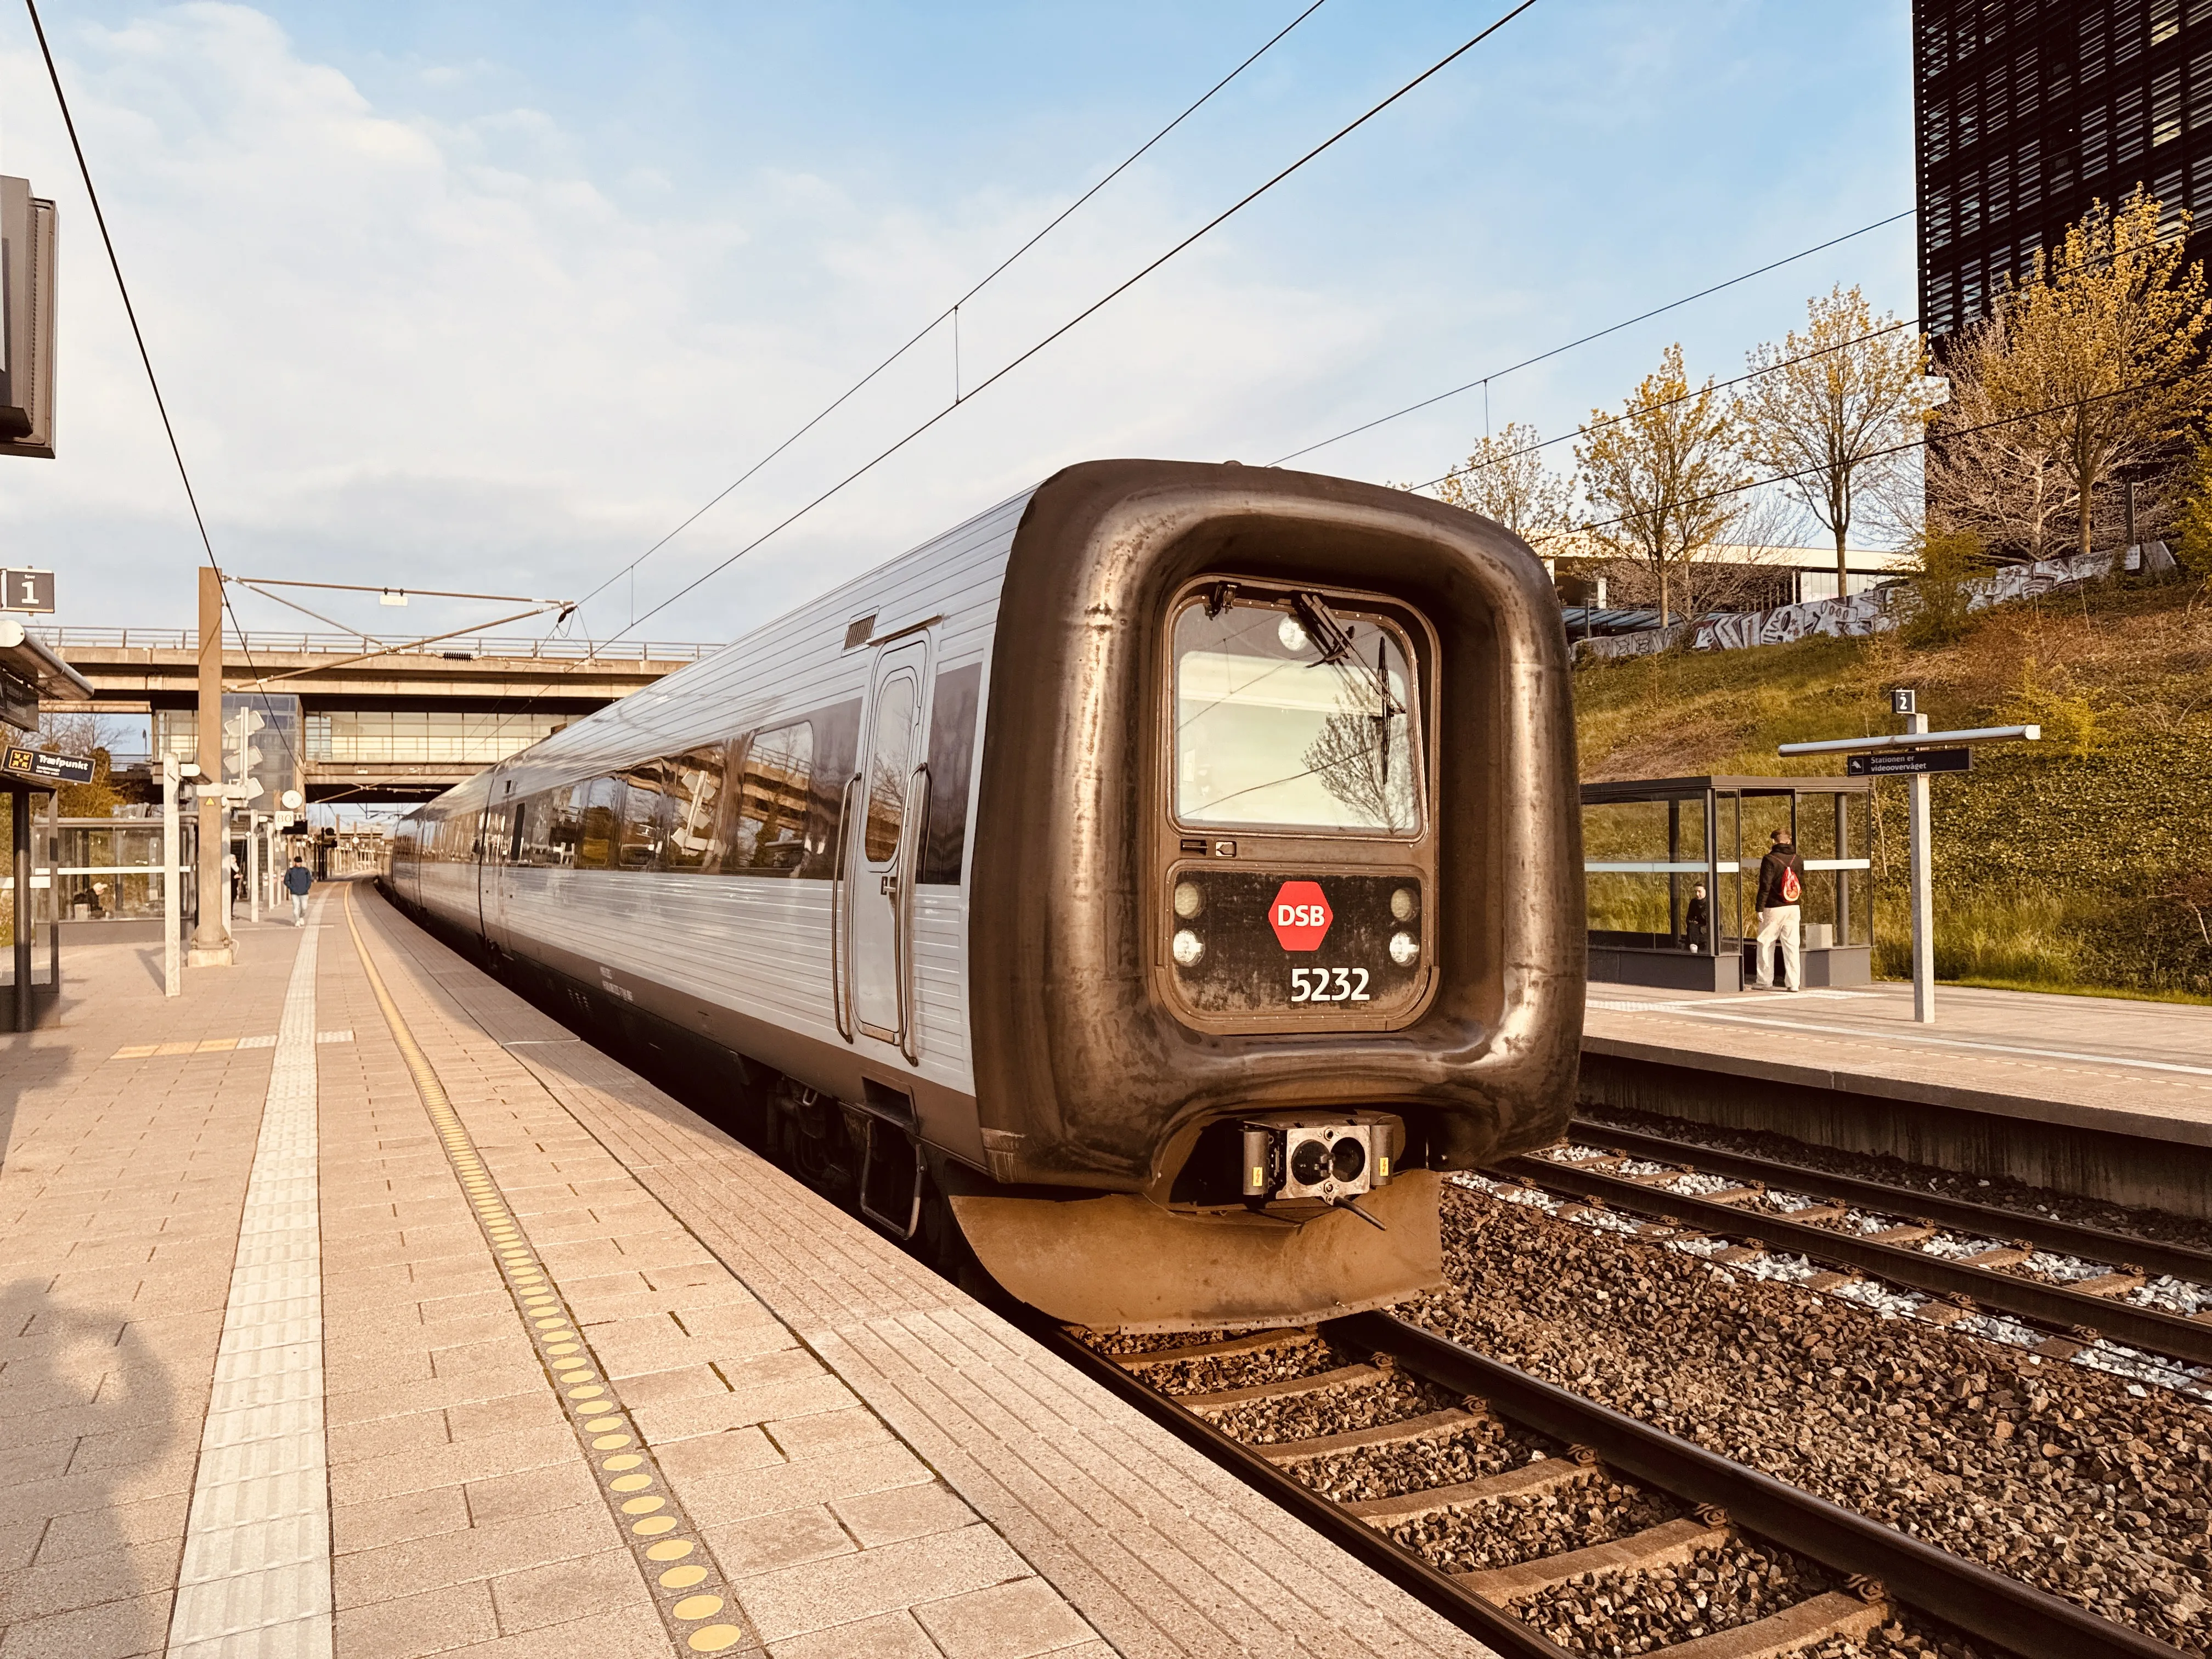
top-left (561, 0), bottom-right (1335, 629)
top-left (25, 0), bottom-right (302, 785)
top-left (1570, 369), bottom-right (2177, 545)
top-left (1269, 207), bottom-right (1918, 468)
top-left (586, 0), bottom-right (1544, 659)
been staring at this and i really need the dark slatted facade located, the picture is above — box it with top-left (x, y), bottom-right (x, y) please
top-left (1917, 0), bottom-right (2212, 339)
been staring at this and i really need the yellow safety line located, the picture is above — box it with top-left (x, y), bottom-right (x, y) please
top-left (341, 887), bottom-right (754, 1656)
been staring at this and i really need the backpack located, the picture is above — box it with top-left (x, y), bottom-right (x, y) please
top-left (1780, 862), bottom-right (1801, 904)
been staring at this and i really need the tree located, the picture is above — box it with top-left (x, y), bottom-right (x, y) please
top-left (1922, 309), bottom-right (2077, 561)
top-left (1574, 343), bottom-right (1751, 627)
top-left (1740, 285), bottom-right (1937, 598)
top-left (1978, 190), bottom-right (2212, 558)
top-left (1434, 422), bottom-right (1576, 549)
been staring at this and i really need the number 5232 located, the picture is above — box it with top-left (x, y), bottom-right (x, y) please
top-left (1290, 966), bottom-right (1370, 1003)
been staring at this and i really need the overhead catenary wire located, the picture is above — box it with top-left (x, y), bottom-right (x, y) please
top-left (1418, 220), bottom-right (2202, 502)
top-left (23, 0), bottom-right (303, 777)
top-left (561, 0), bottom-right (1334, 630)
top-left (1269, 207), bottom-right (1919, 468)
top-left (585, 0), bottom-right (1544, 661)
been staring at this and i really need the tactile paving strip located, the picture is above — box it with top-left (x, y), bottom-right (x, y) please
top-left (341, 889), bottom-right (759, 1656)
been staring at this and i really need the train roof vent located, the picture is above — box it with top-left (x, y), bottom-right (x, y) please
top-left (843, 613), bottom-right (877, 650)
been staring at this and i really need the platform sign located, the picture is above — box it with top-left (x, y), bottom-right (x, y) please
top-left (2, 744), bottom-right (92, 785)
top-left (0, 568), bottom-right (53, 612)
top-left (1846, 748), bottom-right (1971, 777)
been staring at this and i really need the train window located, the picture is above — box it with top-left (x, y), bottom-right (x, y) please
top-left (661, 747), bottom-right (726, 871)
top-left (919, 663), bottom-right (981, 885)
top-left (525, 786), bottom-right (581, 866)
top-left (573, 778), bottom-right (623, 869)
top-left (862, 674), bottom-right (917, 862)
top-left (613, 766), bottom-right (668, 869)
top-left (727, 722), bottom-right (813, 873)
top-left (1173, 594), bottom-right (1422, 834)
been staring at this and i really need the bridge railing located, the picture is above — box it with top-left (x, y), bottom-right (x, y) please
top-left (35, 627), bottom-right (723, 663)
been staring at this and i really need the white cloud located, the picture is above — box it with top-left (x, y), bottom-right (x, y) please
top-left (0, 3), bottom-right (1374, 643)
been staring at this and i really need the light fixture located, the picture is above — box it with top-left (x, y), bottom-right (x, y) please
top-left (1389, 931), bottom-right (1420, 966)
top-left (1171, 929), bottom-right (1205, 967)
top-left (1277, 614), bottom-right (1310, 653)
top-left (1172, 881), bottom-right (1203, 919)
top-left (1390, 886), bottom-right (1418, 921)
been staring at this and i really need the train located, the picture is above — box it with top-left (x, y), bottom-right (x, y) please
top-left (383, 458), bottom-right (1585, 1331)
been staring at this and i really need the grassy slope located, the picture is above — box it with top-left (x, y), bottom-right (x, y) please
top-left (1571, 579), bottom-right (2212, 1000)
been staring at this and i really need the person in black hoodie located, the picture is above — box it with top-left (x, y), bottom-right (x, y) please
top-left (1753, 828), bottom-right (1805, 990)
top-left (1682, 882), bottom-right (1709, 953)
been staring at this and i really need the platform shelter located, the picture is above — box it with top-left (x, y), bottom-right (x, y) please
top-left (1581, 774), bottom-right (1875, 991)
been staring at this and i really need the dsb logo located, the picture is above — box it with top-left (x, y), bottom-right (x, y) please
top-left (1268, 880), bottom-right (1333, 951)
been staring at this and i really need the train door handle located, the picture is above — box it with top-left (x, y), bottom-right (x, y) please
top-left (879, 873), bottom-right (899, 899)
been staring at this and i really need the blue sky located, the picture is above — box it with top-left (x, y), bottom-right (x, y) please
top-left (0, 0), bottom-right (1915, 645)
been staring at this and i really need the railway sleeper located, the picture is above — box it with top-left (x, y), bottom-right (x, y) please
top-left (1257, 1403), bottom-right (1489, 1465)
top-left (1111, 1327), bottom-right (1319, 1371)
top-left (1636, 1589), bottom-right (1886, 1659)
top-left (1178, 1360), bottom-right (1389, 1412)
top-left (1345, 1451), bottom-right (1592, 1523)
top-left (1458, 1513), bottom-right (1722, 1600)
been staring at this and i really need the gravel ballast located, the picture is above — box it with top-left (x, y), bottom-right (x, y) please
top-left (1417, 1181), bottom-right (2212, 1653)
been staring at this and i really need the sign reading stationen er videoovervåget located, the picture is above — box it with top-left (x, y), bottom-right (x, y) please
top-left (1845, 747), bottom-right (1972, 777)
top-left (2, 744), bottom-right (92, 785)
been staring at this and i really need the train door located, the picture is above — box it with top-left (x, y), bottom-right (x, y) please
top-left (484, 775), bottom-right (518, 955)
top-left (849, 636), bottom-right (931, 1054)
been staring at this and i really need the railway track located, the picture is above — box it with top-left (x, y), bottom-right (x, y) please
top-left (1034, 1311), bottom-right (2186, 1659)
top-left (1481, 1122), bottom-right (2212, 1386)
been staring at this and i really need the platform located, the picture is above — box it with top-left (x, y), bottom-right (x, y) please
top-left (0, 883), bottom-right (1492, 1659)
top-left (1582, 979), bottom-right (2212, 1218)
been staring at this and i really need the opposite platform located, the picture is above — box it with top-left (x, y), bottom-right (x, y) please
top-left (1582, 978), bottom-right (2212, 1216)
top-left (0, 886), bottom-right (1496, 1659)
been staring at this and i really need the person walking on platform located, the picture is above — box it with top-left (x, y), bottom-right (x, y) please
top-left (1753, 828), bottom-right (1804, 991)
top-left (283, 856), bottom-right (313, 928)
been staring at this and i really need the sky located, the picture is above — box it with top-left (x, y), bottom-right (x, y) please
top-left (0, 0), bottom-right (1916, 649)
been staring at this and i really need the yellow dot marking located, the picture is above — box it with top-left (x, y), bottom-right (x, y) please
top-left (602, 1453), bottom-right (644, 1471)
top-left (659, 1565), bottom-right (708, 1589)
top-left (545, 1344), bottom-right (580, 1356)
top-left (585, 1416), bottom-right (623, 1431)
top-left (688, 1626), bottom-right (745, 1653)
top-left (609, 1472), bottom-right (653, 1492)
top-left (672, 1594), bottom-right (724, 1621)
top-left (594, 1434), bottom-right (633, 1450)
top-left (621, 1496), bottom-right (664, 1514)
top-left (567, 1385), bottom-right (606, 1400)
top-left (631, 1515), bottom-right (678, 1535)
top-left (646, 1540), bottom-right (695, 1562)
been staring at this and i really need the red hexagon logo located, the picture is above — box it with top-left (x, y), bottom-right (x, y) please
top-left (1268, 880), bottom-right (1333, 951)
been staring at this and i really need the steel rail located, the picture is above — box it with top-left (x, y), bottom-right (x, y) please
top-left (1341, 1312), bottom-right (2185, 1659)
top-left (1017, 1314), bottom-right (1571, 1659)
top-left (1492, 1155), bottom-right (2212, 1368)
top-left (1569, 1119), bottom-right (2212, 1287)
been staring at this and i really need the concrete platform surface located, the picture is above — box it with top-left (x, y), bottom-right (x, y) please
top-left (1585, 978), bottom-right (2212, 1147)
top-left (0, 883), bottom-right (1494, 1659)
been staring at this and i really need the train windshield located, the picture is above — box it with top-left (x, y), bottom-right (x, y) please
top-left (1173, 594), bottom-right (1422, 834)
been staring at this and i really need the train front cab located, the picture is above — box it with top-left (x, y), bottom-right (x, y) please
top-left (952, 460), bottom-right (1584, 1332)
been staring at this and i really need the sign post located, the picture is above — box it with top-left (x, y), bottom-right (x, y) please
top-left (162, 758), bottom-right (183, 998)
top-left (1779, 697), bottom-right (2041, 1025)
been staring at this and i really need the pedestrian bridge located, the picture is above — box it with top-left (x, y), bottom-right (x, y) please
top-left (39, 627), bottom-right (719, 803)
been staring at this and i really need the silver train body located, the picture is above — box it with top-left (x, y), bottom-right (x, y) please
top-left (386, 460), bottom-right (1584, 1330)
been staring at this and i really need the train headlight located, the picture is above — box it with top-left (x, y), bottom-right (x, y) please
top-left (1171, 928), bottom-right (1205, 967)
top-left (1391, 886), bottom-right (1418, 921)
top-left (1172, 881), bottom-right (1204, 919)
top-left (1277, 614), bottom-right (1310, 653)
top-left (1389, 930), bottom-right (1420, 966)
